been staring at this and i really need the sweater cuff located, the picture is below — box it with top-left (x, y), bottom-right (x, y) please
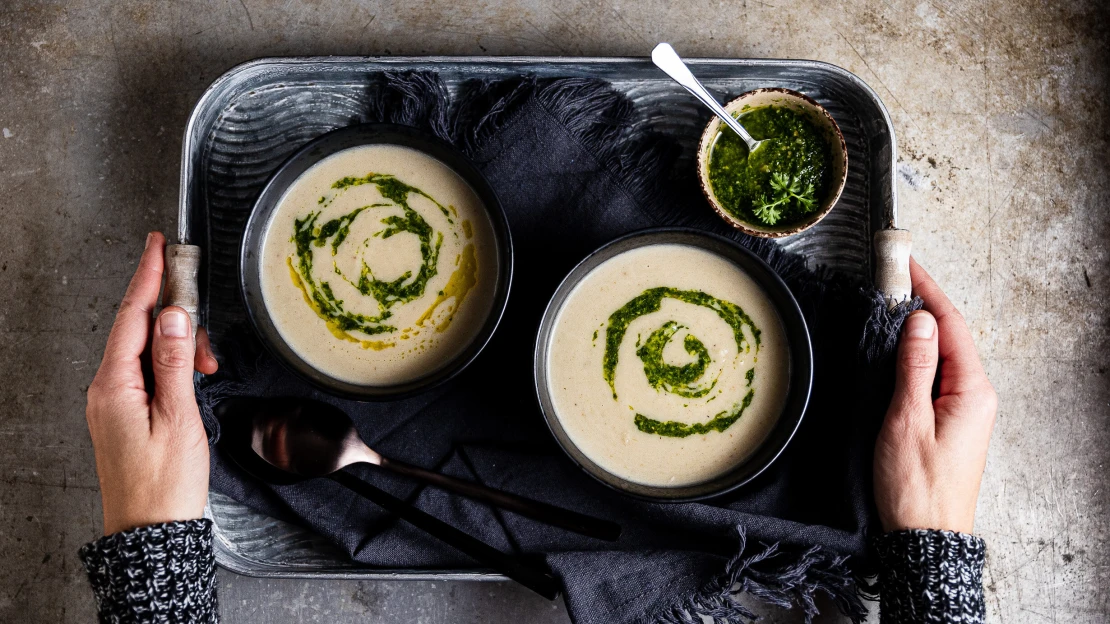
top-left (79, 519), bottom-right (218, 623)
top-left (875, 529), bottom-right (985, 624)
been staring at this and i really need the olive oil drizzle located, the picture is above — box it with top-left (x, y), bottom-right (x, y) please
top-left (288, 172), bottom-right (474, 348)
top-left (415, 223), bottom-right (479, 332)
top-left (285, 257), bottom-right (394, 350)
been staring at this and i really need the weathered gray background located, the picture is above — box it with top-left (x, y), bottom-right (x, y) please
top-left (1, 0), bottom-right (1107, 621)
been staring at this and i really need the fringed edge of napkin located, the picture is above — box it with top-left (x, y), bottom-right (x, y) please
top-left (455, 77), bottom-right (681, 223)
top-left (363, 71), bottom-right (684, 226)
top-left (657, 526), bottom-right (865, 624)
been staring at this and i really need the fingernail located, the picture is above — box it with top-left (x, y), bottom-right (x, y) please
top-left (905, 312), bottom-right (935, 339)
top-left (161, 310), bottom-right (190, 338)
top-left (145, 233), bottom-right (153, 249)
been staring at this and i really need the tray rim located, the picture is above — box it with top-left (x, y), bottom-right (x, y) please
top-left (207, 503), bottom-right (505, 581)
top-left (183, 54), bottom-right (899, 581)
top-left (179, 54), bottom-right (898, 242)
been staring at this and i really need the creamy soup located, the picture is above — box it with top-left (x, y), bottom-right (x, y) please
top-left (546, 243), bottom-right (789, 487)
top-left (259, 144), bottom-right (499, 386)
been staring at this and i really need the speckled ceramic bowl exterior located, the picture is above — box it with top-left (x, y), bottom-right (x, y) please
top-left (697, 88), bottom-right (848, 238)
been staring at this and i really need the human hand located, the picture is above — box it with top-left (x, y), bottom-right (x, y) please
top-left (873, 258), bottom-right (997, 534)
top-left (86, 232), bottom-right (219, 536)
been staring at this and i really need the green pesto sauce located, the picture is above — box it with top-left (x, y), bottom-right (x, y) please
top-left (334, 173), bottom-right (453, 222)
top-left (635, 321), bottom-right (718, 399)
top-left (707, 105), bottom-right (831, 227)
top-left (290, 174), bottom-right (447, 337)
top-left (601, 287), bottom-right (761, 438)
top-left (634, 388), bottom-right (755, 438)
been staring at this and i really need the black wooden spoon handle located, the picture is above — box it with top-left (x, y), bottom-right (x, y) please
top-left (328, 470), bottom-right (560, 600)
top-left (378, 457), bottom-right (622, 542)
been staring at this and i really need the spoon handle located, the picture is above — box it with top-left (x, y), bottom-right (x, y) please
top-left (329, 470), bottom-right (560, 600)
top-left (379, 457), bottom-right (622, 542)
top-left (650, 43), bottom-right (758, 149)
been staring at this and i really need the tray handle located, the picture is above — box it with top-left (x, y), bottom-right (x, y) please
top-left (163, 244), bottom-right (202, 337)
top-left (874, 229), bottom-right (912, 308)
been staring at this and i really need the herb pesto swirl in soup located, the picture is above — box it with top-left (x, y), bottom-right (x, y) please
top-left (547, 244), bottom-right (789, 487)
top-left (260, 144), bottom-right (499, 387)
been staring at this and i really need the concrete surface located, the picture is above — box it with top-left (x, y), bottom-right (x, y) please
top-left (1, 0), bottom-right (1107, 621)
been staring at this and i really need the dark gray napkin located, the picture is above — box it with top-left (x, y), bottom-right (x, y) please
top-left (201, 73), bottom-right (918, 624)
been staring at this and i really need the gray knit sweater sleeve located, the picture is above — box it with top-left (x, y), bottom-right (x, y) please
top-left (79, 519), bottom-right (218, 623)
top-left (876, 529), bottom-right (986, 623)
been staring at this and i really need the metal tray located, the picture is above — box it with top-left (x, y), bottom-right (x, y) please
top-left (182, 56), bottom-right (899, 580)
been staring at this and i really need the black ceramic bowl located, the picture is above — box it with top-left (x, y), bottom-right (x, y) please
top-left (240, 124), bottom-right (513, 400)
top-left (533, 228), bottom-right (812, 501)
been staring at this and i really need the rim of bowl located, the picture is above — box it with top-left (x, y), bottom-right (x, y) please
top-left (696, 87), bottom-right (849, 238)
top-left (239, 123), bottom-right (514, 401)
top-left (533, 227), bottom-right (813, 502)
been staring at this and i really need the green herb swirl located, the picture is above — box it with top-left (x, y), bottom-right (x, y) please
top-left (634, 388), bottom-right (755, 437)
top-left (289, 173), bottom-right (451, 339)
top-left (602, 286), bottom-right (761, 438)
top-left (635, 321), bottom-right (718, 398)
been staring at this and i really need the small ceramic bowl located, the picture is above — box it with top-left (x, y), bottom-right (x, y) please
top-left (697, 88), bottom-right (848, 238)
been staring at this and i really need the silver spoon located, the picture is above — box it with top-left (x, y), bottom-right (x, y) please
top-left (239, 396), bottom-right (621, 542)
top-left (651, 43), bottom-right (767, 158)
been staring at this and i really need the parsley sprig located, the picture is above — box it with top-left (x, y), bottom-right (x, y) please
top-left (752, 172), bottom-right (818, 225)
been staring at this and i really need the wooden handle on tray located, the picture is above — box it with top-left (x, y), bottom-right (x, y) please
top-left (874, 229), bottom-right (912, 308)
top-left (163, 244), bottom-right (201, 336)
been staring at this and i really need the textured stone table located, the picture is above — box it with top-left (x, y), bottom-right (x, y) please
top-left (1, 0), bottom-right (1106, 621)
